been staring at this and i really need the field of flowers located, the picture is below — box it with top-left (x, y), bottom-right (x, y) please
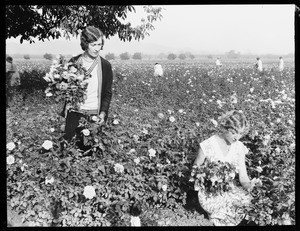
top-left (6, 58), bottom-right (295, 226)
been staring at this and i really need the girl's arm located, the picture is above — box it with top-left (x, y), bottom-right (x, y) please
top-left (194, 146), bottom-right (206, 166)
top-left (238, 151), bottom-right (251, 191)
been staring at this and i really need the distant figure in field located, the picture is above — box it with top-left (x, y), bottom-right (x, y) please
top-left (255, 57), bottom-right (263, 72)
top-left (278, 57), bottom-right (284, 72)
top-left (154, 63), bottom-right (163, 77)
top-left (215, 57), bottom-right (222, 67)
top-left (6, 56), bottom-right (21, 107)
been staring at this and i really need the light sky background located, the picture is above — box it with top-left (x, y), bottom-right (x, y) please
top-left (6, 4), bottom-right (295, 56)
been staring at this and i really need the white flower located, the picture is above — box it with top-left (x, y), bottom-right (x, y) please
top-left (148, 148), bottom-right (156, 158)
top-left (113, 119), bottom-right (119, 125)
top-left (264, 134), bottom-right (271, 141)
top-left (229, 172), bottom-right (236, 178)
top-left (275, 147), bottom-right (281, 153)
top-left (76, 75), bottom-right (84, 81)
top-left (82, 129), bottom-right (90, 136)
top-left (276, 118), bottom-right (281, 123)
top-left (169, 116), bottom-right (176, 123)
top-left (157, 113), bottom-right (164, 119)
top-left (167, 109), bottom-right (173, 114)
top-left (210, 175), bottom-right (219, 183)
top-left (43, 76), bottom-right (52, 82)
top-left (287, 120), bottom-right (293, 126)
top-left (178, 109), bottom-right (184, 114)
top-left (210, 119), bottom-right (218, 127)
top-left (142, 128), bottom-right (148, 135)
top-left (114, 163), bottom-right (124, 173)
top-left (83, 185), bottom-right (96, 199)
top-left (250, 87), bottom-right (254, 93)
top-left (134, 157), bottom-right (140, 164)
top-left (46, 92), bottom-right (53, 97)
top-left (256, 166), bottom-right (263, 173)
top-left (42, 140), bottom-right (53, 150)
top-left (7, 142), bottom-right (16, 151)
top-left (7, 155), bottom-right (15, 165)
top-left (50, 128), bottom-right (55, 132)
top-left (91, 116), bottom-right (99, 122)
top-left (230, 94), bottom-right (238, 104)
top-left (156, 163), bottom-right (163, 168)
top-left (21, 163), bottom-right (28, 172)
top-left (127, 149), bottom-right (136, 155)
top-left (216, 99), bottom-right (223, 107)
top-left (195, 122), bottom-right (200, 127)
top-left (162, 184), bottom-right (168, 191)
top-left (45, 176), bottom-right (55, 185)
top-left (130, 216), bottom-right (141, 227)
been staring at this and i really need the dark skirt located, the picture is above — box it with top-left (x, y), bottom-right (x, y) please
top-left (63, 110), bottom-right (97, 152)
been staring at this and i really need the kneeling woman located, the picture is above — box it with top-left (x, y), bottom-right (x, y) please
top-left (194, 110), bottom-right (254, 226)
top-left (61, 26), bottom-right (113, 144)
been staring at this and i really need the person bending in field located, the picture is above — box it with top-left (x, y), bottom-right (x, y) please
top-left (215, 57), bottom-right (222, 67)
top-left (6, 56), bottom-right (21, 108)
top-left (60, 26), bottom-right (113, 147)
top-left (193, 110), bottom-right (256, 226)
top-left (278, 56), bottom-right (284, 72)
top-left (255, 57), bottom-right (263, 72)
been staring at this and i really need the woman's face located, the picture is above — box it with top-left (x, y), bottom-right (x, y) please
top-left (223, 129), bottom-right (243, 144)
top-left (86, 37), bottom-right (103, 58)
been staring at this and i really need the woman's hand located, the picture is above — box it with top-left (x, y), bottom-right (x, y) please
top-left (99, 111), bottom-right (106, 126)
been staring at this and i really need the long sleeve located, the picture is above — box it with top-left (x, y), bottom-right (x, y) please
top-left (100, 59), bottom-right (113, 120)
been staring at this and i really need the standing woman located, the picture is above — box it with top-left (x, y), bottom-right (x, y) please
top-left (61, 26), bottom-right (113, 142)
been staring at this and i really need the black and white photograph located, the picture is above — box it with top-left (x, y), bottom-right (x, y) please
top-left (6, 4), bottom-right (296, 227)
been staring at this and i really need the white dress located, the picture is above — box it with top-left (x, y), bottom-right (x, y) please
top-left (197, 135), bottom-right (252, 226)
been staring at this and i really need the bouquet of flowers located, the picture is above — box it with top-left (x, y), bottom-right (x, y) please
top-left (43, 55), bottom-right (91, 111)
top-left (190, 159), bottom-right (237, 195)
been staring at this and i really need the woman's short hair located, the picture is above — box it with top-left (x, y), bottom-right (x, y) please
top-left (80, 26), bottom-right (104, 51)
top-left (218, 110), bottom-right (249, 134)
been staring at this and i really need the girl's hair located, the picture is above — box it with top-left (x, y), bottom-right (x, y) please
top-left (218, 110), bottom-right (249, 134)
top-left (80, 26), bottom-right (104, 51)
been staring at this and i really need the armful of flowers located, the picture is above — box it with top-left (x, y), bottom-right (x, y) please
top-left (189, 159), bottom-right (237, 195)
top-left (43, 55), bottom-right (91, 111)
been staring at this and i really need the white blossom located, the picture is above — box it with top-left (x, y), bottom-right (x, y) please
top-left (91, 116), bottom-right (99, 122)
top-left (162, 184), bottom-right (168, 191)
top-left (148, 148), bottom-right (156, 158)
top-left (7, 155), bottom-right (15, 165)
top-left (82, 129), bottom-right (90, 136)
top-left (42, 140), bottom-right (53, 150)
top-left (210, 119), bottom-right (218, 127)
top-left (157, 113), bottom-right (164, 119)
top-left (45, 176), bottom-right (55, 185)
top-left (7, 142), bottom-right (16, 151)
top-left (169, 116), bottom-right (176, 123)
top-left (134, 157), bottom-right (140, 164)
top-left (114, 163), bottom-right (124, 173)
top-left (256, 166), bottom-right (263, 173)
top-left (83, 185), bottom-right (96, 199)
top-left (130, 216), bottom-right (141, 226)
top-left (113, 119), bottom-right (120, 125)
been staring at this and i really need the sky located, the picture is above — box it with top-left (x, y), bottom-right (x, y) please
top-left (6, 4), bottom-right (295, 56)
